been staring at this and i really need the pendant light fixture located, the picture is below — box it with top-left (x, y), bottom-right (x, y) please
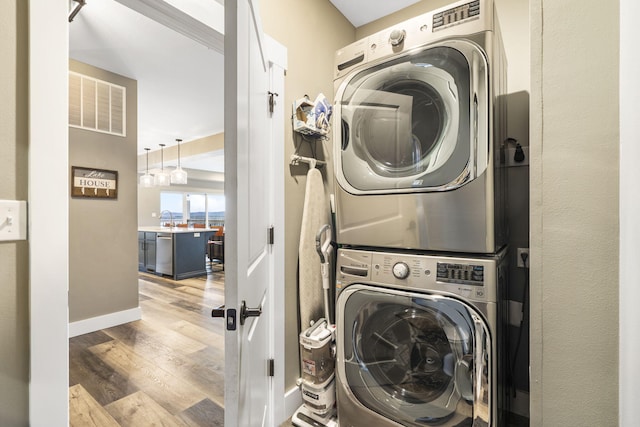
top-left (170, 138), bottom-right (188, 184)
top-left (154, 143), bottom-right (171, 186)
top-left (140, 147), bottom-right (154, 187)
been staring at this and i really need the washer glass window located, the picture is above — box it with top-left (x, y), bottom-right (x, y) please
top-left (339, 46), bottom-right (472, 191)
top-left (340, 287), bottom-right (490, 426)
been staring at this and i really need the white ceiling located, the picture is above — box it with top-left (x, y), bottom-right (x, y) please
top-left (329, 0), bottom-right (423, 27)
top-left (68, 0), bottom-right (414, 171)
top-left (69, 0), bottom-right (224, 155)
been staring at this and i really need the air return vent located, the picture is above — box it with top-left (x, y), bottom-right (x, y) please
top-left (69, 71), bottom-right (126, 137)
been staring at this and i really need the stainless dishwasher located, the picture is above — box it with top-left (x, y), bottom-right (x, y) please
top-left (156, 233), bottom-right (173, 276)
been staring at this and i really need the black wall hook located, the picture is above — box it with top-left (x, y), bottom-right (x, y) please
top-left (506, 137), bottom-right (525, 163)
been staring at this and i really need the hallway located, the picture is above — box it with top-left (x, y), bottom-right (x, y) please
top-left (69, 270), bottom-right (225, 426)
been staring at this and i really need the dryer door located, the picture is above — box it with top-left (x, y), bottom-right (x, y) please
top-left (335, 42), bottom-right (488, 194)
top-left (337, 285), bottom-right (492, 427)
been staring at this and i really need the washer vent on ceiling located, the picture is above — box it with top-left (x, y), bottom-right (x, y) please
top-left (69, 71), bottom-right (126, 137)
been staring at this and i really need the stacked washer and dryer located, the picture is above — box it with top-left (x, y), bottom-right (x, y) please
top-left (331, 0), bottom-right (509, 426)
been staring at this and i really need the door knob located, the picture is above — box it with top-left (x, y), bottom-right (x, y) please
top-left (211, 304), bottom-right (225, 317)
top-left (240, 300), bottom-right (261, 325)
top-left (212, 304), bottom-right (237, 330)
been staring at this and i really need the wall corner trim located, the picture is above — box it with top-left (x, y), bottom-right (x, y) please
top-left (69, 307), bottom-right (142, 338)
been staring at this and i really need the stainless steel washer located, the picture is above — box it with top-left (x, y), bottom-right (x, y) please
top-left (333, 0), bottom-right (507, 254)
top-left (335, 247), bottom-right (508, 426)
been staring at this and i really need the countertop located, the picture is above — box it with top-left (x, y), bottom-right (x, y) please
top-left (138, 226), bottom-right (221, 234)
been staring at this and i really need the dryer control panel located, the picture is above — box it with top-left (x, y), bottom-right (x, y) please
top-left (433, 0), bottom-right (480, 30)
top-left (336, 248), bottom-right (502, 303)
top-left (436, 262), bottom-right (484, 286)
top-left (334, 0), bottom-right (492, 80)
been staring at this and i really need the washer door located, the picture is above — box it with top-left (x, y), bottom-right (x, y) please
top-left (335, 42), bottom-right (487, 194)
top-left (337, 285), bottom-right (491, 426)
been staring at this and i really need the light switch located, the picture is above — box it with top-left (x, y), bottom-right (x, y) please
top-left (0, 200), bottom-right (27, 241)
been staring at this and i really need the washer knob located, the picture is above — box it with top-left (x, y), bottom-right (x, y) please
top-left (392, 262), bottom-right (411, 279)
top-left (389, 29), bottom-right (406, 46)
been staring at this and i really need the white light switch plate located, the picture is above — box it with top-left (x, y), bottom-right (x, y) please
top-left (0, 200), bottom-right (27, 241)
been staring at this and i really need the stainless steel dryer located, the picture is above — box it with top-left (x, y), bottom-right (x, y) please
top-left (333, 0), bottom-right (507, 254)
top-left (335, 247), bottom-right (508, 427)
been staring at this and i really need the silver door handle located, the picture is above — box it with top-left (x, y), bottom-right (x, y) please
top-left (240, 300), bottom-right (261, 325)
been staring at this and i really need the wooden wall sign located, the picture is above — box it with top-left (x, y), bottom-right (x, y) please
top-left (71, 167), bottom-right (118, 199)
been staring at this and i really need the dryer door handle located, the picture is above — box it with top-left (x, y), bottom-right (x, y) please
top-left (472, 93), bottom-right (479, 177)
top-left (341, 119), bottom-right (350, 150)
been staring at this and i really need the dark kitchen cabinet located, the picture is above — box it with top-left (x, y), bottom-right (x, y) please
top-left (173, 231), bottom-right (206, 280)
top-left (138, 232), bottom-right (145, 271)
top-left (139, 229), bottom-right (215, 280)
top-left (138, 231), bottom-right (156, 272)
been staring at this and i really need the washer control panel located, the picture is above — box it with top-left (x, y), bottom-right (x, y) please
top-left (392, 262), bottom-right (411, 279)
top-left (388, 29), bottom-right (406, 46)
top-left (436, 262), bottom-right (484, 286)
top-left (336, 248), bottom-right (501, 302)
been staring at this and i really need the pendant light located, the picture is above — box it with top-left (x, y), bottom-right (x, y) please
top-left (154, 143), bottom-right (171, 186)
top-left (140, 147), bottom-right (154, 187)
top-left (170, 138), bottom-right (188, 184)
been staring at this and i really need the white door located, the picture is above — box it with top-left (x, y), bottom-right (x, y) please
top-left (224, 0), bottom-right (286, 425)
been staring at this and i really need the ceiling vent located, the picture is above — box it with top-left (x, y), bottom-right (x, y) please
top-left (69, 71), bottom-right (126, 137)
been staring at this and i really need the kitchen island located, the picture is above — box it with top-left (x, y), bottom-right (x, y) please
top-left (138, 226), bottom-right (221, 280)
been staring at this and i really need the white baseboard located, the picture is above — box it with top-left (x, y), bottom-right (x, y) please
top-left (68, 307), bottom-right (142, 338)
top-left (284, 385), bottom-right (303, 420)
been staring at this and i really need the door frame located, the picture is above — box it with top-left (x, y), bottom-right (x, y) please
top-left (28, 1), bottom-right (286, 425)
top-left (29, 1), bottom-right (70, 425)
top-left (264, 37), bottom-right (288, 425)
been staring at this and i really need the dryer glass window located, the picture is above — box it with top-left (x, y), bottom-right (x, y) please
top-left (339, 46), bottom-right (475, 191)
top-left (340, 287), bottom-right (490, 426)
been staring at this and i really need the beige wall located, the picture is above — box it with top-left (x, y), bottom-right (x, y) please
top-left (530, 0), bottom-right (619, 425)
top-left (0, 1), bottom-right (29, 424)
top-left (137, 133), bottom-right (225, 172)
top-left (68, 60), bottom-right (140, 322)
top-left (259, 0), bottom-right (355, 391)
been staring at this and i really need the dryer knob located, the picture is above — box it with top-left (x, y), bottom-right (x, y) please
top-left (392, 262), bottom-right (411, 280)
top-left (389, 29), bottom-right (406, 47)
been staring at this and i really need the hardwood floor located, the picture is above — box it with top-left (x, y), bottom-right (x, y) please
top-left (69, 269), bottom-right (226, 427)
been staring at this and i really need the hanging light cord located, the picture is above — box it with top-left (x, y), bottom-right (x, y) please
top-left (176, 139), bottom-right (182, 168)
top-left (159, 143), bottom-right (166, 171)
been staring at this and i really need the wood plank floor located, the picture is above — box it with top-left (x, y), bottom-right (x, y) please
top-left (69, 269), bottom-right (226, 427)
